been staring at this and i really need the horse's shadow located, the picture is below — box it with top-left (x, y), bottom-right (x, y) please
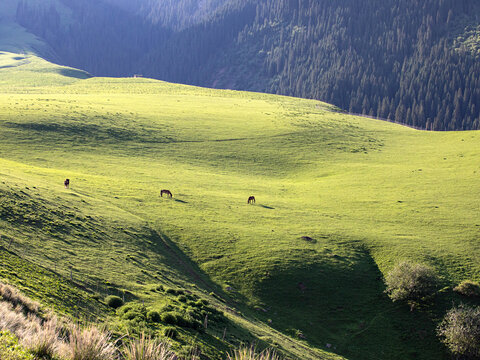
top-left (174, 199), bottom-right (188, 204)
top-left (258, 204), bottom-right (275, 209)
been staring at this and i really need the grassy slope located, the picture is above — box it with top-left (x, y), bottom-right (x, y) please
top-left (0, 53), bottom-right (479, 359)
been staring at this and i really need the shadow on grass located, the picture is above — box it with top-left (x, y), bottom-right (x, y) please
top-left (254, 245), bottom-right (445, 360)
top-left (147, 228), bottom-right (248, 307)
top-left (174, 198), bottom-right (188, 204)
top-left (258, 204), bottom-right (275, 209)
top-left (58, 68), bottom-right (92, 79)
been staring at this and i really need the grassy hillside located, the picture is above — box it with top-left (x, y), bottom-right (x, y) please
top-left (0, 52), bottom-right (479, 359)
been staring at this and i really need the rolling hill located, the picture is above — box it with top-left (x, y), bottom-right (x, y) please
top-left (0, 51), bottom-right (479, 359)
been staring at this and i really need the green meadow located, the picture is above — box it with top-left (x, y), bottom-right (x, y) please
top-left (0, 52), bottom-right (479, 359)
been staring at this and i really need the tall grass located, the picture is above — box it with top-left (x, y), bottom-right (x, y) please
top-left (122, 333), bottom-right (176, 360)
top-left (22, 318), bottom-right (62, 359)
top-left (0, 301), bottom-right (63, 359)
top-left (0, 283), bottom-right (40, 315)
top-left (65, 325), bottom-right (117, 360)
top-left (227, 346), bottom-right (282, 360)
top-left (0, 302), bottom-right (29, 335)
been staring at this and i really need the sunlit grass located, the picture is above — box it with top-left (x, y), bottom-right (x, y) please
top-left (0, 51), bottom-right (479, 359)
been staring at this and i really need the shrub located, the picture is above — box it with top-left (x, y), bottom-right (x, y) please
top-left (146, 310), bottom-right (160, 323)
top-left (122, 333), bottom-right (176, 360)
top-left (177, 295), bottom-right (187, 303)
top-left (118, 303), bottom-right (147, 322)
top-left (162, 327), bottom-right (178, 339)
top-left (175, 314), bottom-right (196, 329)
top-left (227, 346), bottom-right (282, 360)
top-left (65, 325), bottom-right (117, 360)
top-left (437, 304), bottom-right (480, 359)
top-left (105, 296), bottom-right (123, 309)
top-left (160, 312), bottom-right (178, 325)
top-left (384, 261), bottom-right (438, 304)
top-left (454, 280), bottom-right (480, 298)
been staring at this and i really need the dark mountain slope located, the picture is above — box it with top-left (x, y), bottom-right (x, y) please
top-left (14, 0), bottom-right (480, 130)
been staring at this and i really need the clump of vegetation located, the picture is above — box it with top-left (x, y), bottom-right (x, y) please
top-left (227, 346), bottom-right (282, 360)
top-left (384, 261), bottom-right (438, 305)
top-left (164, 288), bottom-right (184, 296)
top-left (122, 333), bottom-right (176, 360)
top-left (0, 286), bottom-right (66, 360)
top-left (66, 325), bottom-right (117, 360)
top-left (118, 303), bottom-right (147, 322)
top-left (160, 312), bottom-right (179, 325)
top-left (22, 318), bottom-right (62, 359)
top-left (146, 310), bottom-right (160, 323)
top-left (453, 280), bottom-right (480, 298)
top-left (437, 304), bottom-right (480, 359)
top-left (105, 295), bottom-right (123, 309)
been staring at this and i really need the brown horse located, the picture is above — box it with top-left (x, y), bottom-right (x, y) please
top-left (248, 196), bottom-right (255, 204)
top-left (64, 178), bottom-right (70, 189)
top-left (161, 189), bottom-right (173, 198)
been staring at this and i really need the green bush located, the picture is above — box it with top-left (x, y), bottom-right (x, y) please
top-left (161, 312), bottom-right (178, 325)
top-left (146, 310), bottom-right (161, 323)
top-left (384, 261), bottom-right (438, 304)
top-left (118, 303), bottom-right (147, 322)
top-left (437, 304), bottom-right (480, 359)
top-left (105, 295), bottom-right (123, 309)
top-left (177, 295), bottom-right (187, 303)
top-left (454, 280), bottom-right (480, 298)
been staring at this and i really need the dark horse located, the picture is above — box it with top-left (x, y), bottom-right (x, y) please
top-left (161, 189), bottom-right (173, 198)
top-left (248, 196), bottom-right (255, 204)
top-left (64, 178), bottom-right (70, 189)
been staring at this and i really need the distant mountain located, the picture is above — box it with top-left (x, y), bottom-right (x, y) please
top-left (11, 0), bottom-right (480, 130)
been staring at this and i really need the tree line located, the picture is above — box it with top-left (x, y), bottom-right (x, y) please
top-left (16, 0), bottom-right (480, 130)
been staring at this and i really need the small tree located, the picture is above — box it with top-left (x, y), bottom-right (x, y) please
top-left (437, 304), bottom-right (480, 359)
top-left (384, 261), bottom-right (438, 306)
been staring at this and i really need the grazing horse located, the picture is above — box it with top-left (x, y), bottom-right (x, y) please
top-left (248, 196), bottom-right (255, 204)
top-left (161, 189), bottom-right (173, 198)
top-left (64, 178), bottom-right (70, 189)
